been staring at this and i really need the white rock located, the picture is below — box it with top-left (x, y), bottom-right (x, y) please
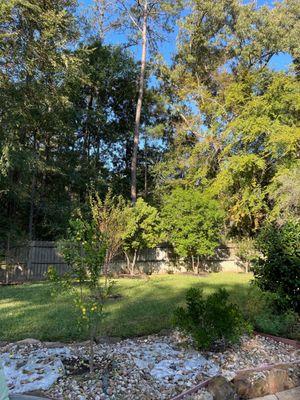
top-left (2, 347), bottom-right (70, 394)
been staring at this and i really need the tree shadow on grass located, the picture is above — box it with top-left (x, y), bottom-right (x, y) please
top-left (101, 279), bottom-right (251, 338)
top-left (0, 283), bottom-right (83, 342)
top-left (0, 275), bottom-right (251, 342)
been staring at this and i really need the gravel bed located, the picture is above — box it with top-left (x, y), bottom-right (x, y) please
top-left (204, 334), bottom-right (298, 380)
top-left (0, 332), bottom-right (298, 400)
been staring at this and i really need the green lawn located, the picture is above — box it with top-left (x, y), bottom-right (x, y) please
top-left (0, 273), bottom-right (252, 342)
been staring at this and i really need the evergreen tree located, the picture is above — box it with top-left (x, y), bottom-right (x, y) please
top-left (115, 0), bottom-right (182, 203)
top-left (0, 0), bottom-right (81, 242)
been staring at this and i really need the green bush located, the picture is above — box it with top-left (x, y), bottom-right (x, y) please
top-left (230, 286), bottom-right (300, 340)
top-left (255, 311), bottom-right (299, 340)
top-left (161, 188), bottom-right (224, 272)
top-left (174, 287), bottom-right (251, 350)
top-left (253, 219), bottom-right (300, 312)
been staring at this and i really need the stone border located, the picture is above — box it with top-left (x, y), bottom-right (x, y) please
top-left (10, 396), bottom-right (50, 400)
top-left (169, 360), bottom-right (300, 400)
top-left (253, 331), bottom-right (300, 349)
top-left (169, 377), bottom-right (212, 400)
top-left (169, 331), bottom-right (300, 400)
top-left (235, 359), bottom-right (300, 375)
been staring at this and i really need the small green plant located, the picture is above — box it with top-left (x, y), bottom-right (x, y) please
top-left (174, 287), bottom-right (252, 350)
top-left (48, 216), bottom-right (108, 374)
top-left (49, 191), bottom-right (128, 372)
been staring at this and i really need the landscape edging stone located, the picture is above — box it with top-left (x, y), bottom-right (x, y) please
top-left (169, 332), bottom-right (300, 400)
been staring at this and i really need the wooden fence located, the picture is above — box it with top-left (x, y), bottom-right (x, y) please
top-left (0, 241), bottom-right (69, 283)
top-left (0, 241), bottom-right (243, 284)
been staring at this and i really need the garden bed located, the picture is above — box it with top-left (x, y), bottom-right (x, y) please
top-left (1, 332), bottom-right (299, 400)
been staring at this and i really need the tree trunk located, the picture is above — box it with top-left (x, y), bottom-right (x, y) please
top-left (144, 135), bottom-right (148, 199)
top-left (84, 93), bottom-right (93, 160)
top-left (96, 0), bottom-right (106, 41)
top-left (131, 249), bottom-right (138, 275)
top-left (89, 327), bottom-right (95, 373)
top-left (28, 175), bottom-right (36, 241)
top-left (124, 249), bottom-right (138, 275)
top-left (196, 255), bottom-right (200, 274)
top-left (131, 0), bottom-right (148, 204)
top-left (245, 261), bottom-right (249, 274)
top-left (29, 132), bottom-right (37, 241)
top-left (124, 251), bottom-right (131, 274)
top-left (5, 268), bottom-right (9, 285)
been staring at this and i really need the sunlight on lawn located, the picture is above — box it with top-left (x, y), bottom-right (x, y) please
top-left (0, 273), bottom-right (252, 342)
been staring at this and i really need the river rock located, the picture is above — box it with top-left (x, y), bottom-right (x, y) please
top-left (16, 339), bottom-right (41, 346)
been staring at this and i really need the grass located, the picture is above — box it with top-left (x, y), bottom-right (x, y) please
top-left (0, 272), bottom-right (252, 342)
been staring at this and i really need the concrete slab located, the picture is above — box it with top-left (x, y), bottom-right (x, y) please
top-left (276, 387), bottom-right (300, 400)
top-left (250, 387), bottom-right (300, 400)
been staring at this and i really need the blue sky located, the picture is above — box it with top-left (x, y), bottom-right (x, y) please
top-left (78, 0), bottom-right (292, 71)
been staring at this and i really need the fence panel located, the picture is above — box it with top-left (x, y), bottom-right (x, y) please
top-left (0, 241), bottom-right (243, 284)
top-left (0, 241), bottom-right (69, 283)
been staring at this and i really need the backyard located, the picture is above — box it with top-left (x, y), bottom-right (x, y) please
top-left (1, 0), bottom-right (300, 398)
top-left (0, 272), bottom-right (251, 342)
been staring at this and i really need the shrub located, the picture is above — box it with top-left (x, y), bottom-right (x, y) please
top-left (230, 286), bottom-right (300, 340)
top-left (253, 219), bottom-right (300, 312)
top-left (174, 287), bottom-right (251, 350)
top-left (255, 310), bottom-right (299, 340)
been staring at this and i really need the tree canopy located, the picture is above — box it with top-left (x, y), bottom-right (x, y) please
top-left (161, 188), bottom-right (223, 260)
top-left (0, 0), bottom-right (299, 256)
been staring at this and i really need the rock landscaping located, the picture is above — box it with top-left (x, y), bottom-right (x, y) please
top-left (233, 362), bottom-right (300, 399)
top-left (0, 332), bottom-right (298, 400)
